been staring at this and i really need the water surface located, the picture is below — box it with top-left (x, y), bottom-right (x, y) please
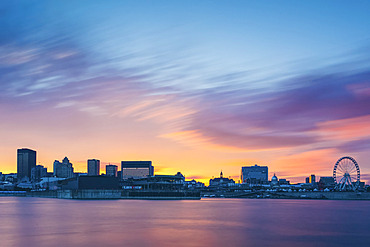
top-left (0, 197), bottom-right (369, 247)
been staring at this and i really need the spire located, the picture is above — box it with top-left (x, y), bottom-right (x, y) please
top-left (220, 170), bottom-right (223, 178)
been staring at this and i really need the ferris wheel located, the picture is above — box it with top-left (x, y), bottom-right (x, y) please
top-left (333, 156), bottom-right (360, 190)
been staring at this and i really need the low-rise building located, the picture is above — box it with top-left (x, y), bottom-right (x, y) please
top-left (318, 177), bottom-right (335, 190)
top-left (123, 172), bottom-right (186, 191)
top-left (241, 164), bottom-right (268, 185)
top-left (209, 171), bottom-right (235, 187)
top-left (61, 176), bottom-right (120, 190)
top-left (31, 165), bottom-right (47, 182)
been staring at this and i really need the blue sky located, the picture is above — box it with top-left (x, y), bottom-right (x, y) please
top-left (1, 0), bottom-right (370, 183)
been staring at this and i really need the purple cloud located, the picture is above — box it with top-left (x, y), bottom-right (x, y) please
top-left (178, 69), bottom-right (370, 150)
top-left (338, 138), bottom-right (370, 153)
top-left (1, 0), bottom-right (370, 155)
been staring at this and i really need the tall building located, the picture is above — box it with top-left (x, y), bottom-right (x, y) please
top-left (309, 174), bottom-right (316, 184)
top-left (87, 159), bottom-right (100, 176)
top-left (17, 148), bottom-right (37, 181)
top-left (241, 164), bottom-right (268, 184)
top-left (106, 164), bottom-right (118, 177)
top-left (121, 161), bottom-right (154, 179)
top-left (54, 157), bottom-right (74, 178)
top-left (31, 165), bottom-right (47, 182)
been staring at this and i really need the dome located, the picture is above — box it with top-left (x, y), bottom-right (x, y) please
top-left (271, 174), bottom-right (278, 181)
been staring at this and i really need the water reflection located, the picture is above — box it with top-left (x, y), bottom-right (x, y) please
top-left (0, 198), bottom-right (369, 247)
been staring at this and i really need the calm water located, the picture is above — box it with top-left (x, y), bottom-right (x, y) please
top-left (0, 197), bottom-right (369, 247)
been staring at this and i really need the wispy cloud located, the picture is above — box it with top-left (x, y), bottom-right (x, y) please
top-left (1, 0), bottom-right (370, 179)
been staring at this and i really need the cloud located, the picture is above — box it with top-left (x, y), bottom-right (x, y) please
top-left (1, 0), bottom-right (370, 165)
top-left (361, 173), bottom-right (370, 185)
top-left (272, 148), bottom-right (338, 176)
top-left (158, 69), bottom-right (370, 152)
top-left (337, 138), bottom-right (370, 153)
top-left (315, 115), bottom-right (370, 141)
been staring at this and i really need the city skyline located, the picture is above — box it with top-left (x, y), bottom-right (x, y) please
top-left (5, 146), bottom-right (364, 186)
top-left (1, 1), bottom-right (370, 185)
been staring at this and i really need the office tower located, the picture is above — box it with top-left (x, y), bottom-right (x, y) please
top-left (17, 148), bottom-right (37, 181)
top-left (87, 159), bottom-right (100, 176)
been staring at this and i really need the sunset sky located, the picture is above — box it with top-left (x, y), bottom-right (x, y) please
top-left (1, 1), bottom-right (370, 184)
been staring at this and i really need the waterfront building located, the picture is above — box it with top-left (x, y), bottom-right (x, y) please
top-left (31, 165), bottom-right (47, 182)
top-left (61, 176), bottom-right (120, 190)
top-left (241, 164), bottom-right (268, 184)
top-left (278, 178), bottom-right (290, 185)
top-left (305, 177), bottom-right (309, 183)
top-left (271, 174), bottom-right (278, 186)
top-left (122, 172), bottom-right (186, 190)
top-left (318, 177), bottom-right (335, 190)
top-left (185, 179), bottom-right (205, 189)
top-left (38, 177), bottom-right (66, 190)
top-left (3, 173), bottom-right (17, 183)
top-left (106, 164), bottom-right (118, 177)
top-left (121, 161), bottom-right (154, 179)
top-left (54, 157), bottom-right (74, 178)
top-left (87, 159), bottom-right (100, 176)
top-left (17, 148), bottom-right (37, 182)
top-left (209, 171), bottom-right (235, 187)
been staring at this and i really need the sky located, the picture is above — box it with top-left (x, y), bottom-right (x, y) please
top-left (1, 0), bottom-right (370, 184)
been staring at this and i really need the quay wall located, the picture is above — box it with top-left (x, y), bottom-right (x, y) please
top-left (0, 191), bottom-right (27, 197)
top-left (30, 190), bottom-right (201, 200)
top-left (122, 190), bottom-right (200, 200)
top-left (227, 191), bottom-right (370, 200)
top-left (57, 190), bottom-right (122, 199)
top-left (277, 191), bottom-right (370, 200)
top-left (28, 191), bottom-right (57, 198)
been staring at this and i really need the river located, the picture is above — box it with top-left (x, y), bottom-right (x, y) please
top-left (0, 197), bottom-right (369, 247)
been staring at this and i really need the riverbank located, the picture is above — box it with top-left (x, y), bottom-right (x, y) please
top-left (26, 189), bottom-right (201, 200)
top-left (222, 191), bottom-right (370, 200)
top-left (2, 190), bottom-right (370, 200)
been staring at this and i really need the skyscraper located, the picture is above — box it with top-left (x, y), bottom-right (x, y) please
top-left (87, 159), bottom-right (100, 176)
top-left (17, 148), bottom-right (36, 181)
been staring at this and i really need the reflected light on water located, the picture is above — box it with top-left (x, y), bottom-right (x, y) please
top-left (0, 198), bottom-right (369, 247)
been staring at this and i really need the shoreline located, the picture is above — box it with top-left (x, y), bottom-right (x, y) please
top-left (206, 191), bottom-right (370, 200)
top-left (2, 190), bottom-right (370, 201)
